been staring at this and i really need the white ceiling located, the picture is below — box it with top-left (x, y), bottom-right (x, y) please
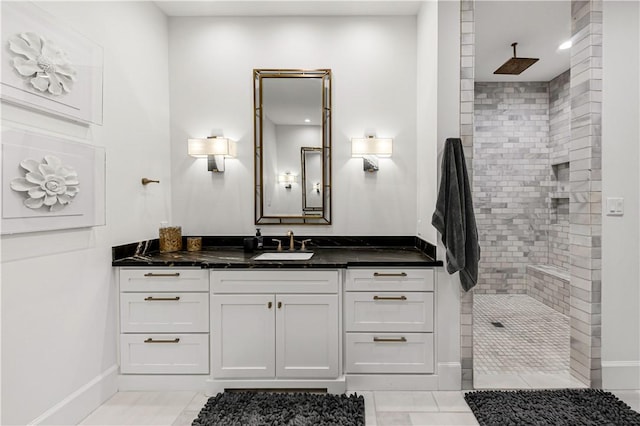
top-left (262, 78), bottom-right (323, 126)
top-left (154, 1), bottom-right (423, 17)
top-left (155, 0), bottom-right (571, 82)
top-left (475, 1), bottom-right (571, 82)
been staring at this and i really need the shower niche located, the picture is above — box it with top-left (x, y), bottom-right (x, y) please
top-left (549, 161), bottom-right (570, 270)
top-left (550, 162), bottom-right (570, 199)
top-left (550, 161), bottom-right (570, 225)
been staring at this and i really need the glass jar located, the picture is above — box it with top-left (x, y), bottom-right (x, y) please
top-left (159, 222), bottom-right (182, 253)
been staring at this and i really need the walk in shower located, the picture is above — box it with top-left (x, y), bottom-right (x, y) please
top-left (471, 72), bottom-right (581, 388)
top-left (468, 0), bottom-right (604, 390)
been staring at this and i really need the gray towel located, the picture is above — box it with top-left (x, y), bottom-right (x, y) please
top-left (431, 138), bottom-right (480, 291)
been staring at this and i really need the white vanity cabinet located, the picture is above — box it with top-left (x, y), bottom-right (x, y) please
top-left (209, 269), bottom-right (343, 392)
top-left (344, 268), bottom-right (435, 388)
top-left (118, 268), bottom-right (209, 375)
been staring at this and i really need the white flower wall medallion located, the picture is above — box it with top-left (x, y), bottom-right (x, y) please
top-left (8, 32), bottom-right (77, 95)
top-left (10, 155), bottom-right (80, 212)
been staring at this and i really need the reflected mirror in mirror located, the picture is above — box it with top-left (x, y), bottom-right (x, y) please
top-left (254, 69), bottom-right (331, 225)
top-left (301, 147), bottom-right (322, 212)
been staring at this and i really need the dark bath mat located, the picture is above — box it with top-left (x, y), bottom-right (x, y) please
top-left (464, 388), bottom-right (640, 426)
top-left (192, 391), bottom-right (364, 426)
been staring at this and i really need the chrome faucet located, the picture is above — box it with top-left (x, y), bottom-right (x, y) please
top-left (287, 230), bottom-right (295, 251)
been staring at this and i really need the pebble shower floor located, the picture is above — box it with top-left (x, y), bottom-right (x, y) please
top-left (473, 294), bottom-right (570, 375)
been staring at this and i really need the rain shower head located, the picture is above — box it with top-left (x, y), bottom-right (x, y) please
top-left (494, 42), bottom-right (539, 75)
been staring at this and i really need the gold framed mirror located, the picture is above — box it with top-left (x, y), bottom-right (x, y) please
top-left (254, 69), bottom-right (331, 225)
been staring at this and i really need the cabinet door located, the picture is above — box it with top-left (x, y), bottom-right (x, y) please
top-left (346, 269), bottom-right (434, 292)
top-left (120, 334), bottom-right (209, 374)
top-left (120, 269), bottom-right (209, 292)
top-left (345, 332), bottom-right (434, 374)
top-left (275, 294), bottom-right (339, 379)
top-left (344, 291), bottom-right (433, 332)
top-left (212, 294), bottom-right (275, 379)
top-left (120, 292), bottom-right (209, 333)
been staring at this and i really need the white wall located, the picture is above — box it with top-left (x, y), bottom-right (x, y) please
top-left (0, 2), bottom-right (171, 424)
top-left (416, 0), bottom-right (462, 388)
top-left (601, 0), bottom-right (640, 390)
top-left (416, 0), bottom-right (439, 244)
top-left (168, 16), bottom-right (419, 237)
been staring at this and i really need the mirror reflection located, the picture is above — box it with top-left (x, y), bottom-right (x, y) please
top-left (301, 147), bottom-right (322, 212)
top-left (254, 69), bottom-right (331, 224)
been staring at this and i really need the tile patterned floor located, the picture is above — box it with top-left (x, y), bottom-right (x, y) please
top-left (79, 391), bottom-right (481, 426)
top-left (472, 294), bottom-right (589, 389)
top-left (79, 389), bottom-right (640, 425)
top-left (473, 294), bottom-right (570, 375)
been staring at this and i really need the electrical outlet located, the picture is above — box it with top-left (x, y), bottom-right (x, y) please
top-left (606, 197), bottom-right (624, 216)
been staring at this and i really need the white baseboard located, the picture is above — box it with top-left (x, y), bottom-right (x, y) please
top-left (346, 364), bottom-right (461, 391)
top-left (602, 361), bottom-right (640, 390)
top-left (346, 374), bottom-right (439, 391)
top-left (118, 374), bottom-right (209, 392)
top-left (437, 362), bottom-right (462, 390)
top-left (30, 365), bottom-right (118, 425)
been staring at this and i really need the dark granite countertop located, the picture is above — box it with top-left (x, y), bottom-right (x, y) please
top-left (112, 236), bottom-right (443, 269)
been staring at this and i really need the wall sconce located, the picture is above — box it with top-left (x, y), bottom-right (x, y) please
top-left (351, 136), bottom-right (393, 172)
top-left (278, 172), bottom-right (297, 189)
top-left (187, 136), bottom-right (237, 172)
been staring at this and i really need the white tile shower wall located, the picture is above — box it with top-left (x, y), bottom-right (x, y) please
top-left (459, 0), bottom-right (475, 391)
top-left (569, 0), bottom-right (603, 388)
top-left (549, 193), bottom-right (570, 270)
top-left (549, 70), bottom-right (572, 164)
top-left (549, 70), bottom-right (572, 272)
top-left (473, 82), bottom-right (551, 294)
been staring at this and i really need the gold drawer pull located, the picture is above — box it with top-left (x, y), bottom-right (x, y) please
top-left (144, 338), bottom-right (180, 343)
top-left (373, 295), bottom-right (407, 301)
top-left (373, 272), bottom-right (407, 277)
top-left (144, 296), bottom-right (180, 301)
top-left (143, 273), bottom-right (180, 277)
top-left (373, 336), bottom-right (407, 343)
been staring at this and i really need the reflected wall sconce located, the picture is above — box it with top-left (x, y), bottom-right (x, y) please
top-left (351, 136), bottom-right (393, 172)
top-left (278, 172), bottom-right (297, 189)
top-left (187, 136), bottom-right (237, 172)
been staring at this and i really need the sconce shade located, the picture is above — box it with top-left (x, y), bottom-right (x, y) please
top-left (278, 172), bottom-right (297, 189)
top-left (278, 173), bottom-right (298, 184)
top-left (351, 137), bottom-right (393, 157)
top-left (188, 137), bottom-right (237, 158)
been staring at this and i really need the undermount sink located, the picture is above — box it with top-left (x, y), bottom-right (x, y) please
top-left (253, 252), bottom-right (314, 261)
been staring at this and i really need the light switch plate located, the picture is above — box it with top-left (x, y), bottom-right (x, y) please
top-left (606, 197), bottom-right (624, 216)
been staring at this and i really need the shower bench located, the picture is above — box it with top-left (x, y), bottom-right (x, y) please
top-left (526, 264), bottom-right (570, 316)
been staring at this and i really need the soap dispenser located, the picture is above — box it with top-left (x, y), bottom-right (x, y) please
top-left (255, 228), bottom-right (263, 249)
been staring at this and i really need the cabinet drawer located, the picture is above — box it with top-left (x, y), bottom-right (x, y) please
top-left (120, 334), bottom-right (208, 374)
top-left (346, 269), bottom-right (434, 292)
top-left (345, 332), bottom-right (434, 374)
top-left (120, 293), bottom-right (209, 333)
top-left (120, 269), bottom-right (208, 292)
top-left (212, 270), bottom-right (339, 294)
top-left (345, 292), bottom-right (433, 332)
